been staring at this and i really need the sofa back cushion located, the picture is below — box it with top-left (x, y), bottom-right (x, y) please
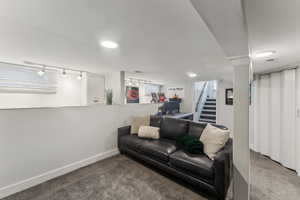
top-left (131, 115), bottom-right (150, 134)
top-left (160, 117), bottom-right (188, 140)
top-left (150, 115), bottom-right (162, 128)
top-left (188, 122), bottom-right (207, 138)
top-left (188, 122), bottom-right (228, 138)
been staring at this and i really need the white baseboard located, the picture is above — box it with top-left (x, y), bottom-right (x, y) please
top-left (0, 148), bottom-right (119, 199)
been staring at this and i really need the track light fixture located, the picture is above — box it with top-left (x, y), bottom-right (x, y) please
top-left (22, 61), bottom-right (89, 80)
top-left (77, 71), bottom-right (83, 80)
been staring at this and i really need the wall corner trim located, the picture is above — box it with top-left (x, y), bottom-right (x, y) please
top-left (0, 149), bottom-right (119, 199)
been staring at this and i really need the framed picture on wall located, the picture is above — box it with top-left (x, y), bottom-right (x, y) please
top-left (126, 86), bottom-right (139, 103)
top-left (225, 88), bottom-right (233, 105)
top-left (166, 87), bottom-right (184, 98)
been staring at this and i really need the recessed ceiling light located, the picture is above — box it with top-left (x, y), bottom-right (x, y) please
top-left (254, 51), bottom-right (275, 58)
top-left (187, 72), bottom-right (197, 78)
top-left (100, 40), bottom-right (118, 49)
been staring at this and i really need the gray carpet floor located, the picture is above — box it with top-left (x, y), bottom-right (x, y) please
top-left (6, 151), bottom-right (298, 200)
top-left (3, 155), bottom-right (221, 200)
top-left (250, 151), bottom-right (300, 200)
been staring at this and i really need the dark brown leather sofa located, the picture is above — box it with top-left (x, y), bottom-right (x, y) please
top-left (118, 116), bottom-right (232, 200)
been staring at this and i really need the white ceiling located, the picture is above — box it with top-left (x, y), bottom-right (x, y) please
top-left (0, 0), bottom-right (233, 83)
top-left (245, 0), bottom-right (300, 73)
top-left (190, 0), bottom-right (249, 58)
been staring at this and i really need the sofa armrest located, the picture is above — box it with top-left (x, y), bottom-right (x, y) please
top-left (118, 126), bottom-right (131, 149)
top-left (118, 126), bottom-right (131, 137)
top-left (213, 139), bottom-right (233, 199)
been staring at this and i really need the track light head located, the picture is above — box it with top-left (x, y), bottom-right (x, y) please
top-left (77, 71), bottom-right (83, 80)
top-left (62, 69), bottom-right (67, 77)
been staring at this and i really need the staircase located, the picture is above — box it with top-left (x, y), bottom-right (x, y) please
top-left (199, 98), bottom-right (216, 123)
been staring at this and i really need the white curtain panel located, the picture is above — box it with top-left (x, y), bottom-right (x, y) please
top-left (252, 68), bottom-right (300, 173)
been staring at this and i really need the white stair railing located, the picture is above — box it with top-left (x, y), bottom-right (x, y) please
top-left (194, 82), bottom-right (209, 121)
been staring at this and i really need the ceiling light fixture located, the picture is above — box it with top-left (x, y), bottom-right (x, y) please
top-left (37, 66), bottom-right (46, 76)
top-left (254, 51), bottom-right (275, 58)
top-left (100, 40), bottom-right (119, 49)
top-left (187, 72), bottom-right (197, 78)
top-left (77, 71), bottom-right (83, 80)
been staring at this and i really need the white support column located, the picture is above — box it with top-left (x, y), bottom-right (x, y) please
top-left (296, 68), bottom-right (300, 176)
top-left (105, 70), bottom-right (125, 105)
top-left (120, 71), bottom-right (125, 105)
top-left (233, 65), bottom-right (250, 200)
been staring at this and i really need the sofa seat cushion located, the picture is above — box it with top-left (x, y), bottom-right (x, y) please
top-left (119, 135), bottom-right (147, 151)
top-left (170, 150), bottom-right (214, 179)
top-left (139, 139), bottom-right (178, 162)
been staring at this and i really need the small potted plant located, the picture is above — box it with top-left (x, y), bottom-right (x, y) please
top-left (106, 89), bottom-right (113, 105)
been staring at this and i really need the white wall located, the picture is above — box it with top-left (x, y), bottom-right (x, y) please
top-left (216, 80), bottom-right (234, 133)
top-left (0, 103), bottom-right (159, 198)
top-left (87, 73), bottom-right (105, 105)
top-left (179, 81), bottom-right (194, 113)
